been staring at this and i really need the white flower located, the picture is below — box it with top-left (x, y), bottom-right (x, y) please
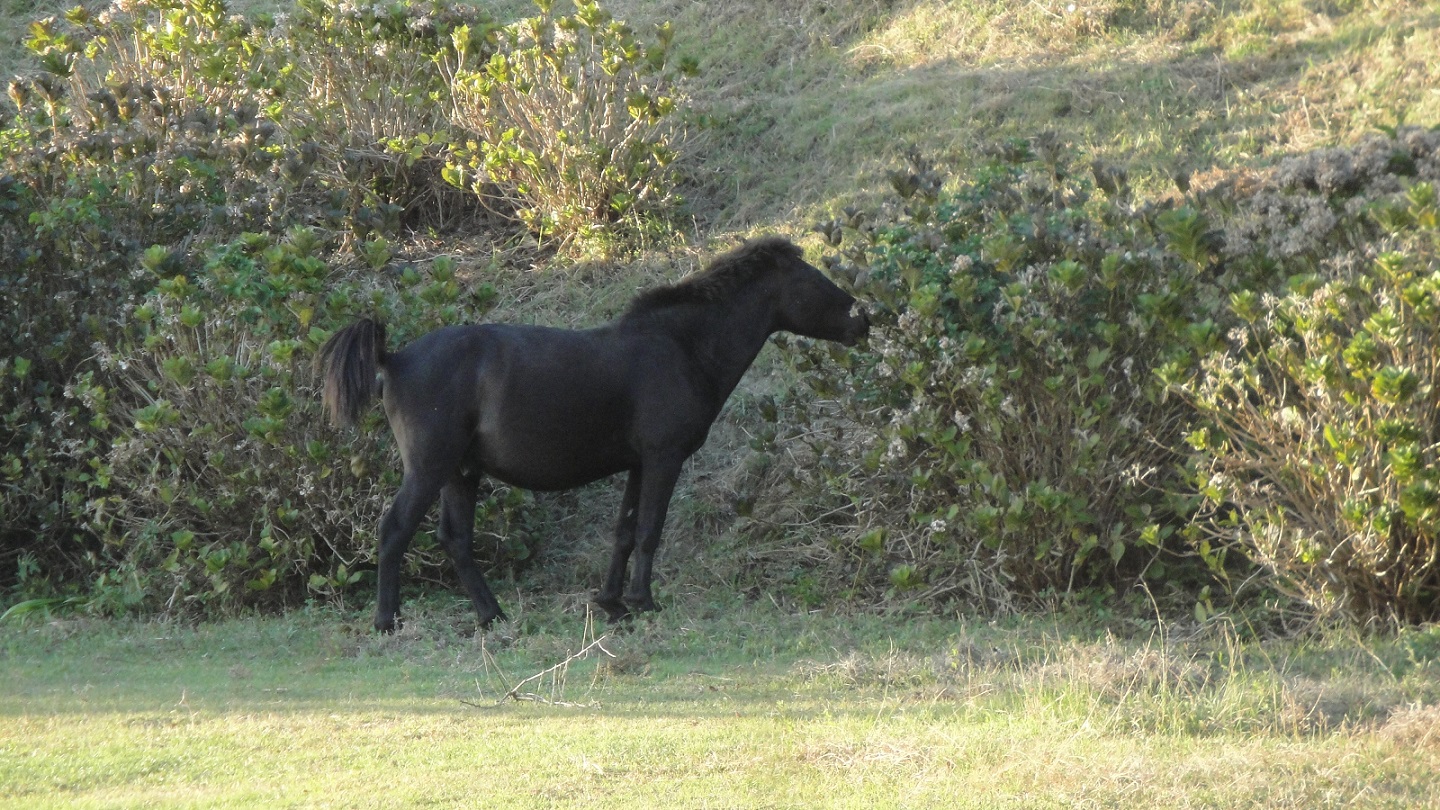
top-left (953, 411), bottom-right (971, 432)
top-left (883, 436), bottom-right (907, 464)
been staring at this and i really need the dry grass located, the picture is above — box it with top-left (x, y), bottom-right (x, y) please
top-left (790, 617), bottom-right (1440, 743)
top-left (1380, 703), bottom-right (1440, 749)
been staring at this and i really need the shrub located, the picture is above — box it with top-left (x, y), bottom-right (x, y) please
top-left (265, 0), bottom-right (501, 232)
top-left (12, 0), bottom-right (693, 247)
top-left (444, 0), bottom-right (694, 243)
top-left (0, 0), bottom-right (496, 608)
top-left (1182, 134), bottom-right (1440, 624)
top-left (755, 127), bottom-right (1440, 624)
top-left (49, 229), bottom-right (549, 614)
top-left (10, 0), bottom-right (499, 242)
top-left (759, 143), bottom-right (1227, 612)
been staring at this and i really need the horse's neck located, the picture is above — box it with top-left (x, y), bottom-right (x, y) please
top-left (683, 290), bottom-right (777, 404)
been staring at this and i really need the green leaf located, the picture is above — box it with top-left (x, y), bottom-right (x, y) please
top-left (1371, 366), bottom-right (1420, 405)
top-left (1109, 538), bottom-right (1126, 564)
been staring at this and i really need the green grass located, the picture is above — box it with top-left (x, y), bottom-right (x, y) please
top-left (4, 601), bottom-right (1440, 808)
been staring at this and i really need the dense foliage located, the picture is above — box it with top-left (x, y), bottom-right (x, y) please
top-left (1183, 137), bottom-right (1440, 624)
top-left (1, 0), bottom-right (682, 614)
top-left (759, 143), bottom-right (1228, 612)
top-left (445, 0), bottom-right (694, 241)
top-left (763, 129), bottom-right (1440, 624)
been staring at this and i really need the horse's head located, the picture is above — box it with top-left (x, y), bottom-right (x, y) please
top-left (773, 247), bottom-right (870, 346)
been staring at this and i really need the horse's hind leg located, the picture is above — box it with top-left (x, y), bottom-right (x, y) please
top-left (594, 469), bottom-right (642, 622)
top-left (374, 473), bottom-right (444, 633)
top-left (438, 474), bottom-right (508, 628)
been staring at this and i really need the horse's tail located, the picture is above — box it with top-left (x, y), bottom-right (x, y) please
top-left (316, 317), bottom-right (388, 427)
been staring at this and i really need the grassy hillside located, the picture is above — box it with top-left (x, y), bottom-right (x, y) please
top-left (605, 0), bottom-right (1440, 229)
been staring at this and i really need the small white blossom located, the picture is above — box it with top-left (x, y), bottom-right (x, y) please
top-left (953, 411), bottom-right (971, 433)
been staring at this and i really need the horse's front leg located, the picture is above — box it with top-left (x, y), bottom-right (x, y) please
top-left (622, 456), bottom-right (684, 614)
top-left (594, 469), bottom-right (642, 621)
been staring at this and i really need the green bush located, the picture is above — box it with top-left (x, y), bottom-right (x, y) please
top-left (760, 144), bottom-right (1227, 611)
top-left (27, 229), bottom-right (550, 614)
top-left (0, 0), bottom-right (494, 609)
top-left (759, 128), bottom-right (1440, 624)
top-left (1182, 142), bottom-right (1440, 623)
top-left (265, 0), bottom-right (501, 232)
top-left (10, 0), bottom-right (689, 245)
top-left (444, 0), bottom-right (693, 243)
top-left (10, 0), bottom-right (498, 241)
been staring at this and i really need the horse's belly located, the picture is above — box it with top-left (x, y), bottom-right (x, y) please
top-left (474, 425), bottom-right (635, 492)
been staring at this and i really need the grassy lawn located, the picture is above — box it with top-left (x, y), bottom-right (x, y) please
top-left (5, 600), bottom-right (1440, 808)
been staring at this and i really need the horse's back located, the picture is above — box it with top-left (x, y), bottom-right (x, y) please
top-left (382, 322), bottom-right (654, 489)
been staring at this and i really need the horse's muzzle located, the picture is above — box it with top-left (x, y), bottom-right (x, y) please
top-left (840, 308), bottom-right (871, 346)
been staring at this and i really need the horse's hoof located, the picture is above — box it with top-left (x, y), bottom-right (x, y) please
top-left (478, 609), bottom-right (509, 630)
top-left (375, 609), bottom-right (404, 634)
top-left (622, 595), bottom-right (661, 614)
top-left (591, 597), bottom-right (631, 623)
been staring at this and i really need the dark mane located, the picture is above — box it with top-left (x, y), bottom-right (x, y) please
top-left (625, 237), bottom-right (803, 317)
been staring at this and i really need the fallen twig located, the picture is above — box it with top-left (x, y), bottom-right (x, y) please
top-left (498, 633), bottom-right (615, 706)
top-left (468, 607), bottom-right (616, 709)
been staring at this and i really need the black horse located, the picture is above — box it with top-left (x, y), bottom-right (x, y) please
top-left (318, 237), bottom-right (868, 632)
